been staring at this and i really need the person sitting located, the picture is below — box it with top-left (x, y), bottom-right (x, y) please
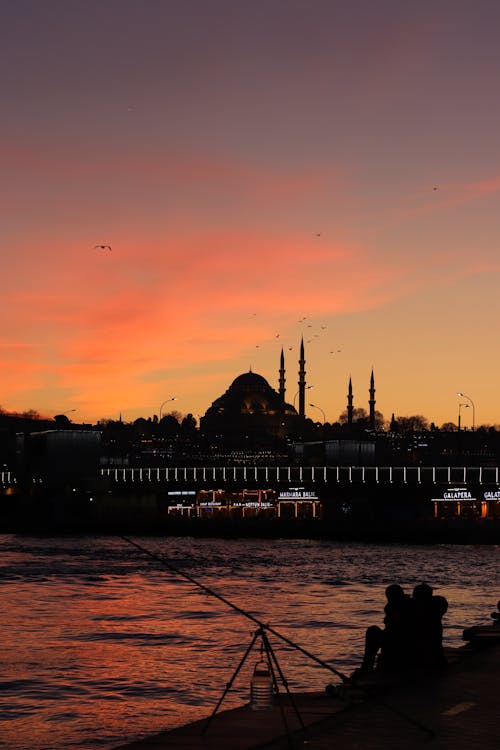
top-left (411, 583), bottom-right (448, 671)
top-left (352, 583), bottom-right (412, 678)
top-left (490, 600), bottom-right (500, 625)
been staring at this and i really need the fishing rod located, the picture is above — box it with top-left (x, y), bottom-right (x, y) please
top-left (121, 535), bottom-right (435, 738)
top-left (120, 535), bottom-right (350, 683)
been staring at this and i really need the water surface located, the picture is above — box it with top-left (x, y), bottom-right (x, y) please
top-left (0, 534), bottom-right (498, 750)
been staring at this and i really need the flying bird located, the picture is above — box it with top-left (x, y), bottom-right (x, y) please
top-left (95, 244), bottom-right (112, 251)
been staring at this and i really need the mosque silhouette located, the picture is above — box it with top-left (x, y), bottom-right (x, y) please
top-left (200, 338), bottom-right (376, 444)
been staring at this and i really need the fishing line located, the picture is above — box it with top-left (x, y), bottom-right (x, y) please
top-left (120, 535), bottom-right (350, 682)
top-left (121, 536), bottom-right (435, 738)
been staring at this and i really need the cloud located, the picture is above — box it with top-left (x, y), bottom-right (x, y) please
top-left (0, 142), bottom-right (341, 201)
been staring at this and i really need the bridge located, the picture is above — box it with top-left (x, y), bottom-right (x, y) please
top-left (4, 465), bottom-right (500, 493)
top-left (99, 465), bottom-right (500, 487)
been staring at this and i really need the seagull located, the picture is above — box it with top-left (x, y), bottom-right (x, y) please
top-left (95, 244), bottom-right (112, 251)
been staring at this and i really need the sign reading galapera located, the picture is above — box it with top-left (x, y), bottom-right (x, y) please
top-left (432, 487), bottom-right (477, 502)
top-left (432, 487), bottom-right (500, 502)
top-left (483, 489), bottom-right (500, 500)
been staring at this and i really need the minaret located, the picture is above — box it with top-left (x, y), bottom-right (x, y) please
top-left (279, 347), bottom-right (286, 402)
top-left (369, 368), bottom-right (376, 429)
top-left (347, 376), bottom-right (354, 426)
top-left (298, 337), bottom-right (306, 418)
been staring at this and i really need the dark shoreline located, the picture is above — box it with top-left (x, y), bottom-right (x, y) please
top-left (1, 513), bottom-right (499, 544)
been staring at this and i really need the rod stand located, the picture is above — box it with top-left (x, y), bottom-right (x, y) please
top-left (202, 626), bottom-right (306, 745)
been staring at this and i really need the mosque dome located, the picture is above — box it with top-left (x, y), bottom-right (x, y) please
top-left (201, 369), bottom-right (297, 444)
top-left (206, 370), bottom-right (284, 416)
top-left (229, 372), bottom-right (270, 394)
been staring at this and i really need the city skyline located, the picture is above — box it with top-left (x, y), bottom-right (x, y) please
top-left (2, 1), bottom-right (500, 428)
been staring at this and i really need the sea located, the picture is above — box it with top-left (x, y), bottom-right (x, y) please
top-left (1, 533), bottom-right (498, 750)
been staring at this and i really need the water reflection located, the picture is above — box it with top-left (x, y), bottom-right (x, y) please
top-left (0, 535), bottom-right (498, 750)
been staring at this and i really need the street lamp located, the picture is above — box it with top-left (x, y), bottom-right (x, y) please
top-left (457, 403), bottom-right (470, 432)
top-left (309, 403), bottom-right (326, 423)
top-left (457, 392), bottom-right (475, 431)
top-left (293, 385), bottom-right (313, 407)
top-left (159, 397), bottom-right (177, 421)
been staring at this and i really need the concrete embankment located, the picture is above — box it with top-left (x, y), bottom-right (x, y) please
top-left (115, 627), bottom-right (500, 749)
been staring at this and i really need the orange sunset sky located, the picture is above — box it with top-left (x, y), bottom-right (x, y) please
top-left (2, 0), bottom-right (500, 428)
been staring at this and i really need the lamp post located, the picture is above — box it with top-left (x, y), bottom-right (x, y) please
top-left (159, 397), bottom-right (177, 421)
top-left (293, 385), bottom-right (313, 407)
top-left (309, 403), bottom-right (326, 423)
top-left (457, 392), bottom-right (475, 431)
top-left (457, 403), bottom-right (470, 432)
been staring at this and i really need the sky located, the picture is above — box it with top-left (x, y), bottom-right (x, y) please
top-left (2, 0), bottom-right (500, 428)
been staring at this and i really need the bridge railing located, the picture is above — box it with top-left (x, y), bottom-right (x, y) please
top-left (100, 465), bottom-right (329, 484)
top-left (99, 465), bottom-right (500, 485)
top-left (0, 471), bottom-right (16, 486)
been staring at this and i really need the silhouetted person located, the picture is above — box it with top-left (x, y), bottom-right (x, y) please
top-left (352, 584), bottom-right (412, 677)
top-left (378, 583), bottom-right (414, 671)
top-left (490, 600), bottom-right (500, 625)
top-left (412, 583), bottom-right (448, 670)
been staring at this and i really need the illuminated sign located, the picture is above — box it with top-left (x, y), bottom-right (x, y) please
top-left (484, 489), bottom-right (500, 500)
top-left (432, 487), bottom-right (477, 502)
top-left (278, 490), bottom-right (318, 500)
top-left (167, 490), bottom-right (196, 496)
top-left (232, 502), bottom-right (274, 508)
top-left (199, 501), bottom-right (223, 507)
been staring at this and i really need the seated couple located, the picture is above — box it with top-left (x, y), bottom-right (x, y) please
top-left (352, 582), bottom-right (448, 679)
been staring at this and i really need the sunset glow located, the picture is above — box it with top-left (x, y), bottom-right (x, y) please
top-left (2, 1), bottom-right (500, 427)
